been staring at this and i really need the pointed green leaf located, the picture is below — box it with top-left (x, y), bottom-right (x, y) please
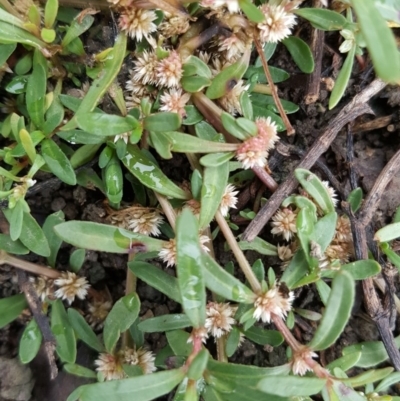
top-left (238, 236), bottom-right (277, 256)
top-left (326, 351), bottom-right (362, 372)
top-left (128, 261), bottom-right (181, 303)
top-left (181, 76), bottom-right (211, 93)
top-left (202, 252), bottom-right (255, 303)
top-left (295, 8), bottom-right (348, 30)
top-left (122, 145), bottom-right (189, 200)
top-left (258, 376), bottom-right (326, 397)
top-left (143, 113), bottom-right (181, 132)
top-left (51, 300), bottom-right (76, 363)
top-left (0, 234), bottom-right (29, 255)
top-left (308, 271), bottom-right (354, 351)
top-left (199, 152), bottom-right (235, 168)
top-left (239, 0), bottom-right (264, 22)
top-left (43, 211), bottom-right (65, 267)
top-left (0, 43), bottom-right (16, 66)
top-left (64, 364), bottom-right (97, 378)
top-left (78, 369), bottom-right (185, 401)
top-left (375, 372), bottom-right (400, 392)
top-left (67, 308), bottom-right (104, 352)
top-left (375, 222), bottom-right (400, 242)
top-left (138, 314), bottom-right (191, 333)
top-left (175, 209), bottom-right (206, 328)
top-left (329, 45), bottom-right (356, 110)
top-left (0, 294), bottom-right (28, 328)
top-left (310, 212), bottom-right (337, 253)
top-left (9, 200), bottom-right (24, 241)
top-left (244, 326), bottom-right (283, 346)
top-left (343, 367), bottom-right (393, 388)
top-left (282, 36), bottom-right (314, 73)
top-left (19, 211), bottom-right (50, 257)
top-left (166, 330), bottom-right (192, 356)
top-left (19, 318), bottom-right (42, 364)
top-left (0, 21), bottom-right (47, 51)
top-left (347, 187), bottom-right (363, 213)
top-left (62, 14), bottom-right (94, 48)
top-left (103, 293), bottom-right (140, 352)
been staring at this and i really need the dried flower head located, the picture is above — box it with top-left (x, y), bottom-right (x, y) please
top-left (334, 214), bottom-right (352, 243)
top-left (325, 243), bottom-right (352, 264)
top-left (220, 184), bottom-right (239, 217)
top-left (155, 51), bottom-right (183, 88)
top-left (236, 117), bottom-right (279, 169)
top-left (54, 271), bottom-right (90, 304)
top-left (291, 347), bottom-right (318, 376)
top-left (218, 34), bottom-right (246, 60)
top-left (130, 50), bottom-right (159, 85)
top-left (123, 347), bottom-right (156, 374)
top-left (184, 199), bottom-right (201, 216)
top-left (253, 282), bottom-right (294, 323)
top-left (205, 302), bottom-right (237, 338)
top-left (200, 0), bottom-right (240, 13)
top-left (118, 7), bottom-right (157, 45)
top-left (87, 300), bottom-right (112, 330)
top-left (271, 208), bottom-right (298, 241)
top-left (277, 243), bottom-right (294, 262)
top-left (159, 235), bottom-right (210, 267)
top-left (321, 181), bottom-right (338, 207)
top-left (95, 352), bottom-right (125, 381)
top-left (30, 276), bottom-right (54, 302)
top-left (159, 13), bottom-right (190, 38)
top-left (258, 0), bottom-right (298, 43)
top-left (160, 88), bottom-right (191, 118)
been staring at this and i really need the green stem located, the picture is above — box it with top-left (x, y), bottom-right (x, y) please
top-left (155, 192), bottom-right (177, 230)
top-left (215, 211), bottom-right (261, 293)
top-left (252, 83), bottom-right (272, 95)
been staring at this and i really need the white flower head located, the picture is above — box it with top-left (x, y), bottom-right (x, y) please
top-left (187, 327), bottom-right (209, 344)
top-left (54, 271), bottom-right (90, 304)
top-left (95, 352), bottom-right (125, 381)
top-left (253, 282), bottom-right (294, 323)
top-left (30, 276), bottom-right (54, 302)
top-left (160, 88), bottom-right (191, 118)
top-left (321, 180), bottom-right (338, 207)
top-left (127, 208), bottom-right (163, 236)
top-left (292, 347), bottom-right (318, 376)
top-left (200, 0), bottom-right (240, 13)
top-left (220, 184), bottom-right (239, 217)
top-left (114, 132), bottom-right (130, 144)
top-left (205, 302), bottom-right (237, 338)
top-left (123, 347), bottom-right (156, 374)
top-left (118, 7), bottom-right (157, 45)
top-left (271, 208), bottom-right (297, 242)
top-left (218, 34), bottom-right (246, 60)
top-left (155, 51), bottom-right (183, 88)
top-left (218, 80), bottom-right (248, 115)
top-left (130, 50), bottom-right (159, 85)
top-left (87, 300), bottom-right (112, 330)
top-left (258, 1), bottom-right (298, 43)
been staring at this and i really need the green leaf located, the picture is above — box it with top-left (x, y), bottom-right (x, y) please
top-left (295, 169), bottom-right (335, 214)
top-left (315, 279), bottom-right (331, 306)
top-left (374, 221), bottom-right (400, 242)
top-left (175, 209), bottom-right (206, 328)
top-left (26, 51), bottom-right (46, 129)
top-left (0, 294), bottom-right (28, 328)
top-left (329, 45), bottom-right (356, 110)
top-left (201, 252), bottom-right (255, 303)
top-left (245, 66), bottom-right (289, 84)
top-left (129, 261), bottom-right (181, 303)
top-left (225, 327), bottom-right (242, 357)
top-left (349, 0), bottom-right (400, 83)
top-left (51, 300), bottom-right (76, 363)
top-left (44, 0), bottom-right (58, 28)
top-left (138, 314), bottom-right (191, 333)
top-left (252, 106), bottom-right (284, 131)
top-left (67, 308), bottom-right (104, 352)
top-left (206, 51), bottom-right (250, 99)
top-left (310, 212), bottom-right (337, 253)
top-left (64, 364), bottom-right (97, 379)
top-left (76, 113), bottom-right (138, 137)
top-left (343, 336), bottom-right (400, 368)
top-left (57, 129), bottom-right (106, 145)
top-left (0, 234), bottom-right (29, 255)
top-left (166, 330), bottom-right (193, 357)
top-left (282, 37), bottom-right (314, 73)
top-left (78, 368), bottom-right (185, 401)
top-left (199, 162), bottom-right (229, 229)
top-left (240, 91), bottom-right (253, 120)
top-left (9, 200), bottom-right (24, 241)
top-left (122, 145), bottom-right (189, 199)
top-left (238, 237), bottom-right (277, 256)
top-left (19, 318), bottom-right (42, 364)
top-left (239, 0), bottom-right (265, 22)
top-left (42, 211), bottom-right (65, 267)
top-left (182, 105), bottom-right (203, 125)
top-left (195, 121), bottom-right (218, 140)
top-left (295, 8), bottom-right (348, 30)
top-left (308, 271), bottom-right (354, 351)
top-left (19, 211), bottom-right (51, 257)
top-left (41, 139), bottom-right (77, 185)
top-left (322, 260), bottom-right (381, 280)
top-left (61, 34), bottom-right (127, 131)
top-left (375, 372), bottom-right (400, 392)
top-left (69, 248), bottom-right (86, 272)
top-left (103, 293), bottom-right (140, 353)
top-left (380, 242), bottom-right (400, 270)
top-left (326, 351), bottom-right (362, 372)
top-left (244, 326), bottom-right (284, 347)
top-left (181, 76), bottom-right (211, 93)
top-left (0, 43), bottom-right (16, 66)
top-left (62, 14), bottom-right (94, 48)
top-left (71, 144), bottom-right (101, 169)
top-left (187, 349), bottom-right (209, 380)
top-left (258, 376), bottom-right (326, 397)
top-left (343, 367), bottom-right (393, 388)
top-left (200, 152), bottom-right (235, 168)
top-left (54, 221), bottom-right (164, 254)
top-left (347, 187), bottom-right (363, 213)
top-left (183, 56), bottom-right (212, 79)
top-left (144, 113), bottom-right (181, 132)
top-left (44, 95), bottom-right (65, 135)
top-left (104, 155), bottom-right (123, 206)
top-left (221, 112), bottom-right (251, 141)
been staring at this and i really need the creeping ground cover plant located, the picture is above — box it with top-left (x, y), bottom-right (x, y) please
top-left (1, 0), bottom-right (400, 399)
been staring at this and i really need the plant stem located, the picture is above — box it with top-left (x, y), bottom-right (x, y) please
top-left (252, 83), bottom-right (272, 95)
top-left (155, 192), bottom-right (177, 230)
top-left (215, 211), bottom-right (261, 293)
top-left (216, 336), bottom-right (228, 362)
top-left (254, 38), bottom-right (294, 135)
top-left (0, 0), bottom-right (20, 17)
top-left (252, 165), bottom-right (278, 191)
top-left (0, 252), bottom-right (61, 279)
top-left (271, 314), bottom-right (301, 352)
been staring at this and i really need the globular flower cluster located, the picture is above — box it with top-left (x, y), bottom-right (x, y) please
top-left (258, 0), bottom-right (298, 44)
top-left (54, 272), bottom-right (90, 305)
top-left (271, 207), bottom-right (297, 242)
top-left (253, 282), bottom-right (294, 323)
top-left (291, 347), bottom-right (318, 376)
top-left (220, 184), bottom-right (239, 217)
top-left (205, 302), bottom-right (237, 338)
top-left (236, 117), bottom-right (279, 169)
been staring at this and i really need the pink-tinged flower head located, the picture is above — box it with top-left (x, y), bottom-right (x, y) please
top-left (160, 89), bottom-right (191, 118)
top-left (118, 7), bottom-right (157, 44)
top-left (258, 1), bottom-right (298, 43)
top-left (236, 116), bottom-right (279, 169)
top-left (155, 51), bottom-right (183, 88)
top-left (123, 347), bottom-right (156, 374)
top-left (271, 207), bottom-right (297, 242)
top-left (220, 184), bottom-right (239, 217)
top-left (95, 352), bottom-right (125, 381)
top-left (253, 282), bottom-right (294, 323)
top-left (130, 50), bottom-right (159, 85)
top-left (205, 302), bottom-right (237, 338)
